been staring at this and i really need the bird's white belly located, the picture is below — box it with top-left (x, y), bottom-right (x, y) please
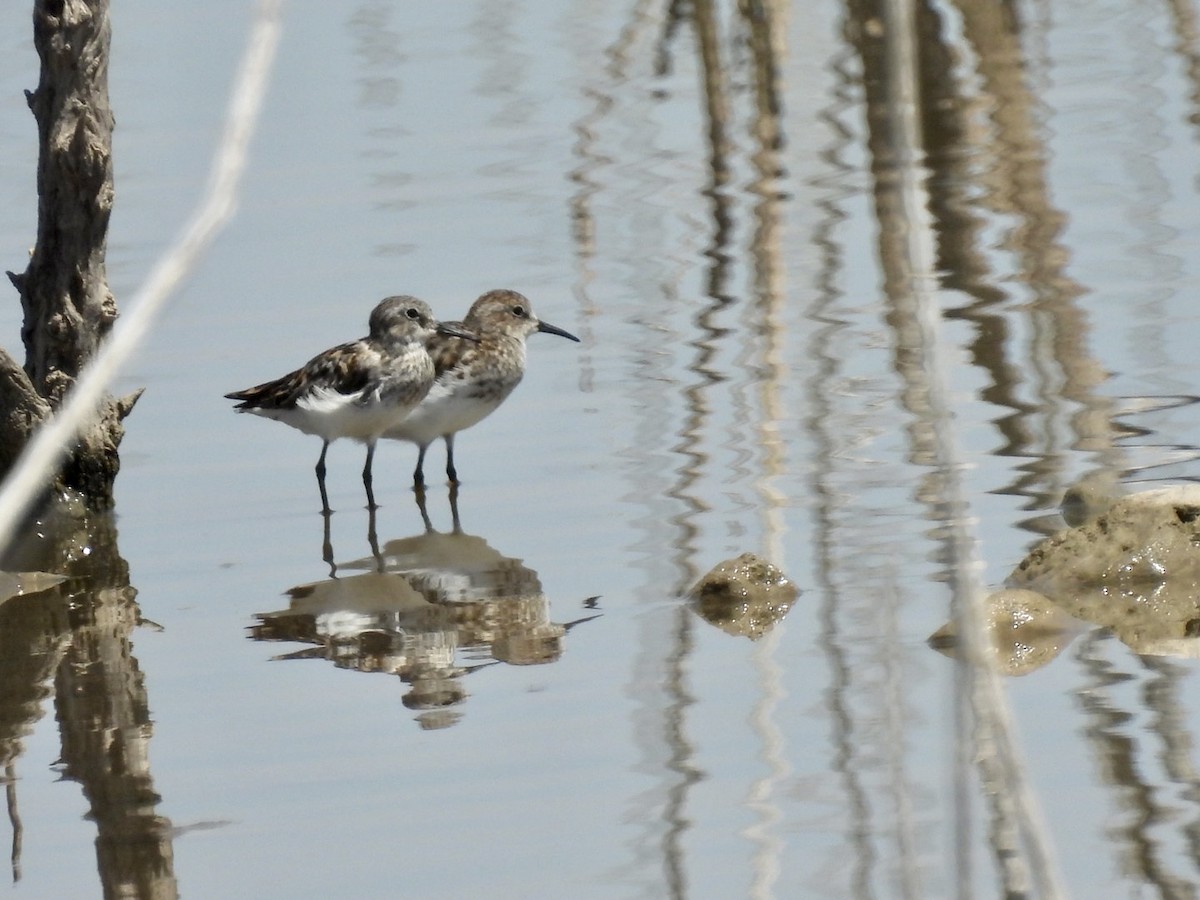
top-left (385, 378), bottom-right (504, 445)
top-left (247, 387), bottom-right (415, 442)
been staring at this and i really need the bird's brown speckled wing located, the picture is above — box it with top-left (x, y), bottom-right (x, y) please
top-left (426, 322), bottom-right (477, 378)
top-left (226, 340), bottom-right (379, 410)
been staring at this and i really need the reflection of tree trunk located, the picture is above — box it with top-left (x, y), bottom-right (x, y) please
top-left (56, 583), bottom-right (177, 900)
top-left (693, 0), bottom-right (735, 290)
top-left (743, 0), bottom-right (787, 561)
top-left (1, 0), bottom-right (138, 508)
top-left (1166, 0), bottom-right (1200, 143)
top-left (0, 584), bottom-right (69, 885)
top-left (950, 0), bottom-right (1114, 492)
top-left (0, 511), bottom-right (176, 898)
top-left (5, 764), bottom-right (20, 882)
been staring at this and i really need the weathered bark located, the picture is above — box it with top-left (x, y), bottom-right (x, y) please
top-left (0, 350), bottom-right (51, 477)
top-left (2, 0), bottom-right (138, 509)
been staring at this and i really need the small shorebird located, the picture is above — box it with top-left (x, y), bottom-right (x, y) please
top-left (226, 296), bottom-right (477, 513)
top-left (385, 288), bottom-right (580, 487)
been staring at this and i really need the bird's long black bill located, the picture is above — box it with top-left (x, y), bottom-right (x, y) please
top-left (537, 320), bottom-right (581, 342)
top-left (437, 322), bottom-right (481, 343)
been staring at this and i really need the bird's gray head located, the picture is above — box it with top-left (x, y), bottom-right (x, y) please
top-left (370, 295), bottom-right (436, 344)
top-left (464, 289), bottom-right (580, 343)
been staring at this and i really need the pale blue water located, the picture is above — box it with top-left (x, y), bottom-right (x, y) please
top-left (3, 1), bottom-right (1200, 898)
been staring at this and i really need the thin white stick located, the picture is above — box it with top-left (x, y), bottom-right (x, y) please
top-left (0, 0), bottom-right (284, 550)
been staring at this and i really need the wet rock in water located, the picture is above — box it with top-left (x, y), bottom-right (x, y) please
top-left (1014, 486), bottom-right (1200, 588)
top-left (927, 589), bottom-right (1084, 676)
top-left (689, 552), bottom-right (797, 640)
top-left (1010, 485), bottom-right (1200, 658)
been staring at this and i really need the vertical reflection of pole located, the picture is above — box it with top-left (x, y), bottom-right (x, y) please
top-left (665, 0), bottom-right (735, 597)
top-left (873, 0), bottom-right (1065, 897)
top-left (1073, 641), bottom-right (1144, 891)
top-left (1076, 642), bottom-right (1200, 895)
top-left (809, 40), bottom-right (874, 895)
top-left (741, 1), bottom-right (789, 898)
top-left (950, 0), bottom-right (1113, 507)
top-left (1165, 0), bottom-right (1200, 146)
top-left (693, 0), bottom-right (734, 236)
top-left (570, 5), bottom-right (705, 895)
top-left (564, 0), bottom-right (643, 395)
top-left (566, 0), bottom-right (659, 435)
top-left (743, 0), bottom-right (788, 571)
top-left (745, 626), bottom-right (785, 900)
top-left (663, 607), bottom-right (699, 900)
top-left (654, 2), bottom-right (740, 892)
top-left (873, 6), bottom-right (934, 897)
top-left (345, 2), bottom-right (407, 259)
top-left (1143, 658), bottom-right (1200, 891)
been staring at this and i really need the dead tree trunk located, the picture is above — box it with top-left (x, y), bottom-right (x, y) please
top-left (1, 0), bottom-right (139, 510)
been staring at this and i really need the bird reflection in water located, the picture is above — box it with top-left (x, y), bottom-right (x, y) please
top-left (250, 486), bottom-right (598, 729)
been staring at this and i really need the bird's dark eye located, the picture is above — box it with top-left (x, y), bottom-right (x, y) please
top-left (512, 305), bottom-right (527, 317)
top-left (406, 308), bottom-right (420, 320)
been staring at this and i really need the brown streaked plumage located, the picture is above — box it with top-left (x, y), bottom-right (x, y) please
top-left (226, 295), bottom-right (477, 512)
top-left (384, 289), bottom-right (580, 486)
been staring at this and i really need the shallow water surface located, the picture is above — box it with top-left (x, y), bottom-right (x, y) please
top-left (3, 0), bottom-right (1200, 897)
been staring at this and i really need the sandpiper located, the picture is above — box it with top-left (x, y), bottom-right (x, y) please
top-left (385, 288), bottom-right (580, 486)
top-left (226, 296), bottom-right (477, 513)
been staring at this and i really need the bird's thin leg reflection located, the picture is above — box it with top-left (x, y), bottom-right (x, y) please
top-left (449, 482), bottom-right (463, 534)
top-left (414, 483), bottom-right (435, 533)
top-left (367, 505), bottom-right (383, 572)
top-left (321, 509), bottom-right (336, 578)
top-left (414, 481), bottom-right (463, 534)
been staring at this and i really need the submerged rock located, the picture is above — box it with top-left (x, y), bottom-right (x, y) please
top-left (689, 552), bottom-right (797, 640)
top-left (927, 589), bottom-right (1084, 676)
top-left (1013, 486), bottom-right (1200, 588)
top-left (929, 485), bottom-right (1200, 670)
top-left (1010, 485), bottom-right (1200, 658)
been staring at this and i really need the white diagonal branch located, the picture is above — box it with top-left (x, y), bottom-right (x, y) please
top-left (0, 0), bottom-right (284, 551)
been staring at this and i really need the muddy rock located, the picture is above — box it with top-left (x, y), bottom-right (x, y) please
top-left (1010, 486), bottom-right (1200, 657)
top-left (689, 552), bottom-right (798, 640)
top-left (927, 588), bottom-right (1084, 676)
top-left (1013, 486), bottom-right (1200, 588)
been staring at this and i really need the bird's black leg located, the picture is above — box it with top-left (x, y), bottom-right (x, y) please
top-left (316, 441), bottom-right (332, 515)
top-left (445, 434), bottom-right (458, 485)
top-left (413, 443), bottom-right (427, 488)
top-left (363, 441), bottom-right (378, 510)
